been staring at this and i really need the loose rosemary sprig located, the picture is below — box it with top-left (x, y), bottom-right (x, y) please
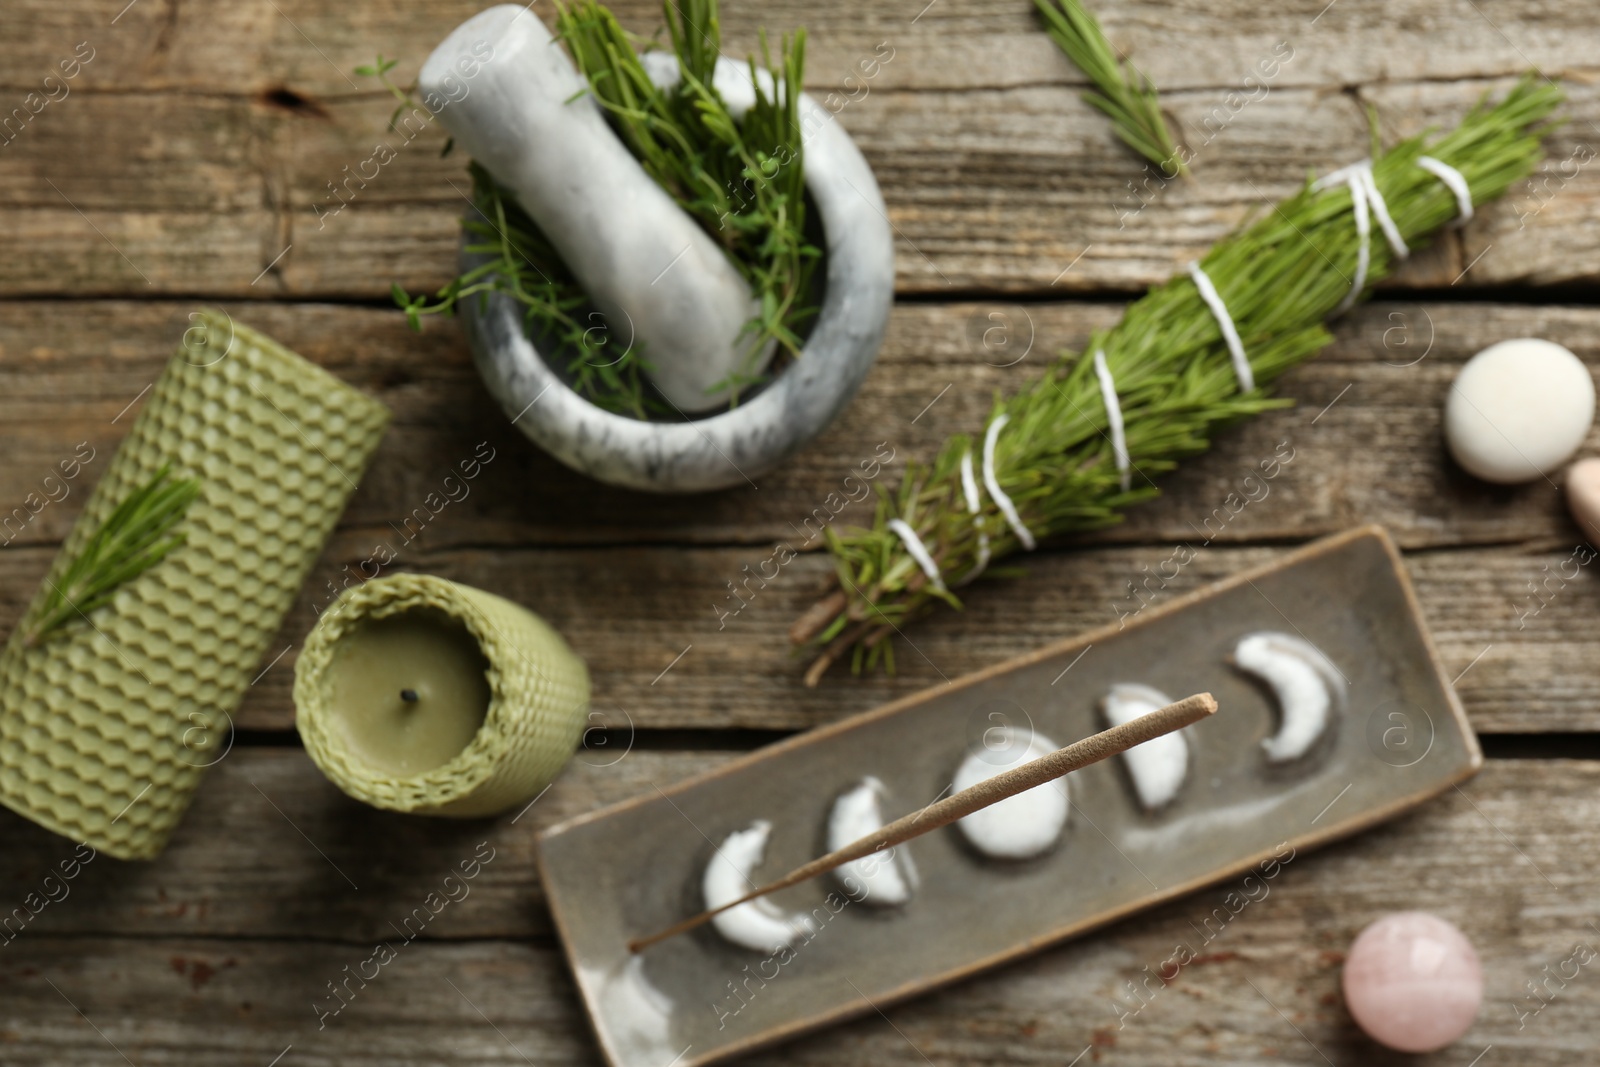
top-left (24, 464), bottom-right (201, 647)
top-left (387, 0), bottom-right (819, 411)
top-left (1033, 0), bottom-right (1186, 176)
top-left (353, 53), bottom-right (455, 155)
top-left (793, 77), bottom-right (1563, 681)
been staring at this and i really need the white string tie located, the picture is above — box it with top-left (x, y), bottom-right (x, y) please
top-left (958, 449), bottom-right (991, 585)
top-left (1187, 262), bottom-right (1255, 393)
top-left (887, 519), bottom-right (945, 592)
top-left (982, 414), bottom-right (1036, 551)
top-left (1358, 165), bottom-right (1409, 259)
top-left (1417, 155), bottom-right (1473, 226)
top-left (1313, 159), bottom-right (1410, 313)
top-left (1091, 349), bottom-right (1131, 492)
top-left (1314, 162), bottom-right (1372, 314)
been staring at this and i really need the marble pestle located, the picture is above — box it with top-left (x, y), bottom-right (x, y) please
top-left (419, 5), bottom-right (772, 413)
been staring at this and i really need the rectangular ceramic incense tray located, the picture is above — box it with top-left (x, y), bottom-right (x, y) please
top-left (536, 525), bottom-right (1480, 1067)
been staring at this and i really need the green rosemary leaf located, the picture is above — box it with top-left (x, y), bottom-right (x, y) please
top-left (388, 0), bottom-right (817, 415)
top-left (556, 0), bottom-right (818, 378)
top-left (1033, 0), bottom-right (1185, 176)
top-left (24, 463), bottom-right (201, 647)
top-left (794, 76), bottom-right (1563, 681)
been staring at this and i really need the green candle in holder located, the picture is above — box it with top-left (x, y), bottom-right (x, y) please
top-left (295, 574), bottom-right (589, 816)
top-left (328, 609), bottom-right (491, 777)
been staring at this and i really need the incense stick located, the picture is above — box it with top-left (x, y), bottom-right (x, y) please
top-left (628, 691), bottom-right (1217, 953)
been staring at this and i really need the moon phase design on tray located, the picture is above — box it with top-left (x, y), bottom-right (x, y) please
top-left (702, 820), bottom-right (816, 953)
top-left (1233, 631), bottom-right (1347, 762)
top-left (950, 727), bottom-right (1070, 859)
top-left (827, 777), bottom-right (919, 906)
top-left (1102, 683), bottom-right (1190, 809)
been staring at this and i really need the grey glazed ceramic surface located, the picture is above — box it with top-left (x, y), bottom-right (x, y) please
top-left (444, 23), bottom-right (894, 492)
top-left (420, 7), bottom-right (770, 413)
top-left (537, 526), bottom-right (1481, 1067)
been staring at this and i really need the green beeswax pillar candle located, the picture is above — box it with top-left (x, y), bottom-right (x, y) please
top-left (0, 312), bottom-right (391, 860)
top-left (324, 610), bottom-right (493, 778)
top-left (294, 574), bottom-right (589, 816)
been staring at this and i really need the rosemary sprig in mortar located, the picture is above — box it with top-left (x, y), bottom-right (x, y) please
top-left (558, 0), bottom-right (819, 382)
top-left (24, 464), bottom-right (200, 647)
top-left (399, 162), bottom-right (664, 420)
top-left (387, 0), bottom-right (819, 412)
top-left (793, 77), bottom-right (1563, 682)
top-left (1034, 0), bottom-right (1186, 176)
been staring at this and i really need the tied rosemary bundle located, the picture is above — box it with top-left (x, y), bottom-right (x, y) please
top-left (24, 464), bottom-right (199, 647)
top-left (793, 77), bottom-right (1562, 682)
top-left (1034, 0), bottom-right (1185, 176)
top-left (390, 0), bottom-right (819, 415)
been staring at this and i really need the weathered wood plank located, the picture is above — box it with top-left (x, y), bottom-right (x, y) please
top-left (1, 0), bottom-right (1595, 1062)
top-left (0, 747), bottom-right (720, 943)
top-left (0, 504), bottom-right (1590, 734)
top-left (3, 532), bottom-right (1592, 734)
top-left (2, 40), bottom-right (1597, 294)
top-left (266, 541), bottom-right (1599, 733)
top-left (0, 759), bottom-right (1595, 1065)
top-left (7, 750), bottom-right (1591, 944)
top-left (0, 302), bottom-right (1593, 732)
top-left (6, 0), bottom-right (1596, 98)
top-left (0, 299), bottom-right (1594, 555)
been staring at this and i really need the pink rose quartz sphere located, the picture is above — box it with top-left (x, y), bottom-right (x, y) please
top-left (1342, 912), bottom-right (1483, 1053)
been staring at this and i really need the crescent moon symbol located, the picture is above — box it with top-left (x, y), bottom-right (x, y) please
top-left (1234, 631), bottom-right (1346, 762)
top-left (827, 778), bottom-right (918, 906)
top-left (702, 821), bottom-right (816, 953)
top-left (1102, 683), bottom-right (1190, 809)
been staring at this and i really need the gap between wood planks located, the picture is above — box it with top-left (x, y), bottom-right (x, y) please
top-left (0, 69), bottom-right (1566, 102)
top-left (192, 530), bottom-right (1600, 561)
top-left (221, 728), bottom-right (1600, 752)
top-left (8, 282), bottom-right (1600, 309)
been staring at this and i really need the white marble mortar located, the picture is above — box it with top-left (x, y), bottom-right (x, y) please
top-left (423, 7), bottom-right (893, 493)
top-left (420, 6), bottom-right (771, 413)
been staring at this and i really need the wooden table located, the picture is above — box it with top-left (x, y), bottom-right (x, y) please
top-left (3, 0), bottom-right (1599, 1062)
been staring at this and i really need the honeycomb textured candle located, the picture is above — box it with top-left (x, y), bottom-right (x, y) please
top-left (294, 574), bottom-right (590, 816)
top-left (0, 313), bottom-right (390, 861)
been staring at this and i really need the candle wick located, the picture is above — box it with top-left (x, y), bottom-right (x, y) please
top-left (400, 688), bottom-right (419, 704)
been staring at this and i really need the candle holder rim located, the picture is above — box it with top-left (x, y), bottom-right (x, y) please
top-left (296, 574), bottom-right (523, 804)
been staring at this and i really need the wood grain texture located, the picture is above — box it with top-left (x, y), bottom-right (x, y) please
top-left (3, 0), bottom-right (1599, 1060)
top-left (0, 758), bottom-right (1595, 1065)
top-left (2, 299), bottom-right (1594, 734)
top-left (0, 298), bottom-right (1594, 553)
top-left (5, 0), bottom-right (1600, 96)
top-left (0, 747), bottom-right (716, 943)
top-left (3, 3), bottom-right (1599, 295)
top-left (0, 531), bottom-right (1588, 735)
